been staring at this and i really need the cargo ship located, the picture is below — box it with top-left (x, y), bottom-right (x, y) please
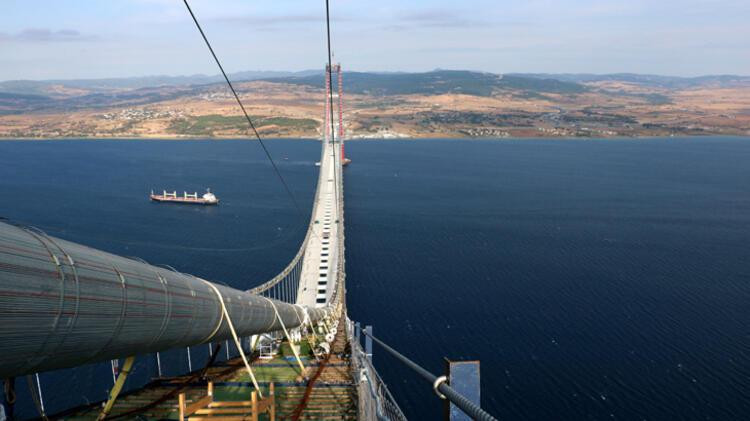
top-left (150, 188), bottom-right (219, 205)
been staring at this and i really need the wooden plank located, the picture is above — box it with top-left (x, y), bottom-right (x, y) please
top-left (208, 401), bottom-right (254, 407)
top-left (269, 383), bottom-right (276, 421)
top-left (178, 393), bottom-right (186, 421)
top-left (251, 391), bottom-right (258, 421)
top-left (194, 408), bottom-right (252, 415)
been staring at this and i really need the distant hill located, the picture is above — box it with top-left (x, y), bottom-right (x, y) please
top-left (0, 91), bottom-right (53, 115)
top-left (0, 70), bottom-right (319, 97)
top-left (260, 70), bottom-right (587, 96)
top-left (4, 70), bottom-right (748, 100)
top-left (0, 70), bottom-right (590, 111)
top-left (3, 69), bottom-right (749, 121)
top-left (510, 73), bottom-right (750, 89)
top-left (0, 85), bottom-right (203, 115)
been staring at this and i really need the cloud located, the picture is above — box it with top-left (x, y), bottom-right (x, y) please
top-left (212, 13), bottom-right (325, 28)
top-left (195, 7), bottom-right (505, 33)
top-left (397, 10), bottom-right (483, 28)
top-left (377, 8), bottom-right (524, 31)
top-left (0, 28), bottom-right (98, 43)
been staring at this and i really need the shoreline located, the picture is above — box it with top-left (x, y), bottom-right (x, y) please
top-left (1, 134), bottom-right (749, 142)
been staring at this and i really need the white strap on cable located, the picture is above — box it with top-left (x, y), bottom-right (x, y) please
top-left (201, 291), bottom-right (225, 345)
top-left (294, 304), bottom-right (312, 330)
top-left (264, 297), bottom-right (307, 375)
top-left (202, 280), bottom-right (263, 397)
top-left (293, 304), bottom-right (304, 327)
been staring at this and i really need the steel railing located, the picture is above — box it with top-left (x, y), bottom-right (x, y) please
top-left (361, 329), bottom-right (498, 421)
top-left (348, 319), bottom-right (408, 421)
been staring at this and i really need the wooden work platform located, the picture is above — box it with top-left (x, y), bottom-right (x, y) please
top-left (57, 318), bottom-right (356, 420)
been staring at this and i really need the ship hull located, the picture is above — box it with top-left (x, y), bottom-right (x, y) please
top-left (150, 195), bottom-right (219, 205)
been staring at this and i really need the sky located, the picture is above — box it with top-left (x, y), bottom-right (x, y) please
top-left (0, 0), bottom-right (748, 81)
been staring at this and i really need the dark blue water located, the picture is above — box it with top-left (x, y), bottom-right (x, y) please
top-left (0, 139), bottom-right (320, 418)
top-left (1, 138), bottom-right (749, 420)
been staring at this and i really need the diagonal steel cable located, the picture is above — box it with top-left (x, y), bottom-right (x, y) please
top-left (182, 0), bottom-right (303, 214)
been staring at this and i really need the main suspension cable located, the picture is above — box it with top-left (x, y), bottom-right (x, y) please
top-left (182, 0), bottom-right (302, 214)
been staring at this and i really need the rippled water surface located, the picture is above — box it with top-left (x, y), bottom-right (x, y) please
top-left (1, 138), bottom-right (749, 420)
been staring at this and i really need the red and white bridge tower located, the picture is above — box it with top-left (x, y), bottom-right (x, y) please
top-left (324, 63), bottom-right (351, 165)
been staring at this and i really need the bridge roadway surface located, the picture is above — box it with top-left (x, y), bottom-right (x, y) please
top-left (297, 139), bottom-right (342, 308)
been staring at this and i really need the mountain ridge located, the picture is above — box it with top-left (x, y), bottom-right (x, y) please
top-left (3, 70), bottom-right (749, 97)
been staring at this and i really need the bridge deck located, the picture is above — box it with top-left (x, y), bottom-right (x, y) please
top-left (297, 140), bottom-right (342, 308)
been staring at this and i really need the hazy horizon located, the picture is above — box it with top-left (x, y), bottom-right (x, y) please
top-left (1, 0), bottom-right (749, 81)
top-left (2, 68), bottom-right (750, 84)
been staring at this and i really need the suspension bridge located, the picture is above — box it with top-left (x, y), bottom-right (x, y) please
top-left (0, 1), bottom-right (497, 419)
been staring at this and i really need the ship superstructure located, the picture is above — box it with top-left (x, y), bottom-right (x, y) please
top-left (151, 189), bottom-right (219, 205)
